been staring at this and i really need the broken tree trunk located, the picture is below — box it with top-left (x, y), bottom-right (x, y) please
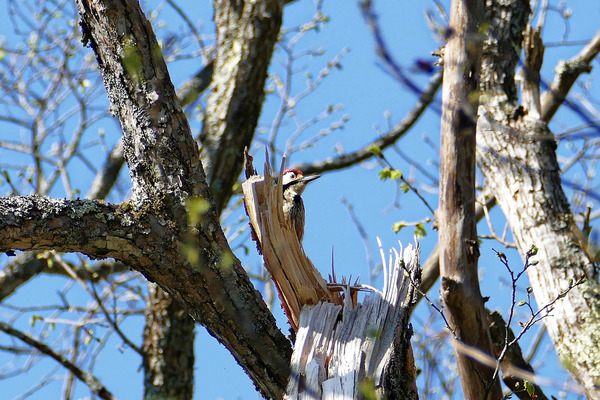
top-left (242, 153), bottom-right (421, 398)
top-left (286, 242), bottom-right (421, 399)
top-left (242, 153), bottom-right (332, 330)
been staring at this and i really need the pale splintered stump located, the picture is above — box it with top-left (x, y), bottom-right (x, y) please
top-left (286, 242), bottom-right (421, 399)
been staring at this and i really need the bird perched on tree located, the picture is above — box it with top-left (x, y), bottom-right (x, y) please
top-left (280, 168), bottom-right (320, 242)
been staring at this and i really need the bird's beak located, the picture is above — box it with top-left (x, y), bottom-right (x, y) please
top-left (300, 174), bottom-right (321, 184)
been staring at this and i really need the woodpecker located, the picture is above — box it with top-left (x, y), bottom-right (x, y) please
top-left (280, 168), bottom-right (320, 242)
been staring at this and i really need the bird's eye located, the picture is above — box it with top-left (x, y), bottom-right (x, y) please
top-left (284, 171), bottom-right (296, 180)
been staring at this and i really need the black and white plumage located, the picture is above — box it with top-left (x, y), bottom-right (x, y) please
top-left (280, 169), bottom-right (320, 242)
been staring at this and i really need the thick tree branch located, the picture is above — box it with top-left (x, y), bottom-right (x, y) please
top-left (0, 196), bottom-right (145, 263)
top-left (73, 1), bottom-right (291, 397)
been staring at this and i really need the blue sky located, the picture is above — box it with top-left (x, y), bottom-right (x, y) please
top-left (0, 0), bottom-right (599, 399)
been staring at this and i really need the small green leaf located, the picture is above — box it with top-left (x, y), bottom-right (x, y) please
top-left (378, 168), bottom-right (392, 181)
top-left (369, 145), bottom-right (383, 158)
top-left (392, 222), bottom-right (405, 233)
top-left (390, 170), bottom-right (403, 180)
top-left (517, 300), bottom-right (527, 307)
top-left (524, 380), bottom-right (535, 396)
top-left (415, 224), bottom-right (427, 238)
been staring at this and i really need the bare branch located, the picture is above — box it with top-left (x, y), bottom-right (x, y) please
top-left (0, 321), bottom-right (117, 400)
top-left (294, 70), bottom-right (442, 175)
top-left (541, 30), bottom-right (600, 122)
top-left (0, 252), bottom-right (128, 302)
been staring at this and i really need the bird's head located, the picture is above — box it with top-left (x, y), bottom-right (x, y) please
top-left (281, 168), bottom-right (320, 195)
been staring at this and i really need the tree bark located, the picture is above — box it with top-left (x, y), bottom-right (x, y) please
top-left (476, 0), bottom-right (600, 397)
top-left (143, 283), bottom-right (195, 400)
top-left (1, 0), bottom-right (289, 397)
top-left (201, 0), bottom-right (283, 214)
top-left (439, 0), bottom-right (502, 398)
top-left (71, 1), bottom-right (293, 397)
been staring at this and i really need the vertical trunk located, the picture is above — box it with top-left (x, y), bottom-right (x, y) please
top-left (476, 0), bottom-right (600, 397)
top-left (439, 0), bottom-right (502, 398)
top-left (143, 283), bottom-right (195, 400)
top-left (202, 0), bottom-right (283, 214)
top-left (284, 244), bottom-right (421, 399)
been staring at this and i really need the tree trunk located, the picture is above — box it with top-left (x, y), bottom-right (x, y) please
top-left (73, 0), bottom-right (293, 397)
top-left (476, 0), bottom-right (600, 397)
top-left (201, 0), bottom-right (283, 214)
top-left (438, 0), bottom-right (502, 398)
top-left (143, 283), bottom-right (195, 400)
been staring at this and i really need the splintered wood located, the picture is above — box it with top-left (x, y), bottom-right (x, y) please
top-left (242, 154), bottom-right (331, 330)
top-left (242, 153), bottom-right (421, 398)
top-left (286, 242), bottom-right (421, 399)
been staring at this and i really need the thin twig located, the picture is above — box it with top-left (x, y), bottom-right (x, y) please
top-left (0, 321), bottom-right (117, 400)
